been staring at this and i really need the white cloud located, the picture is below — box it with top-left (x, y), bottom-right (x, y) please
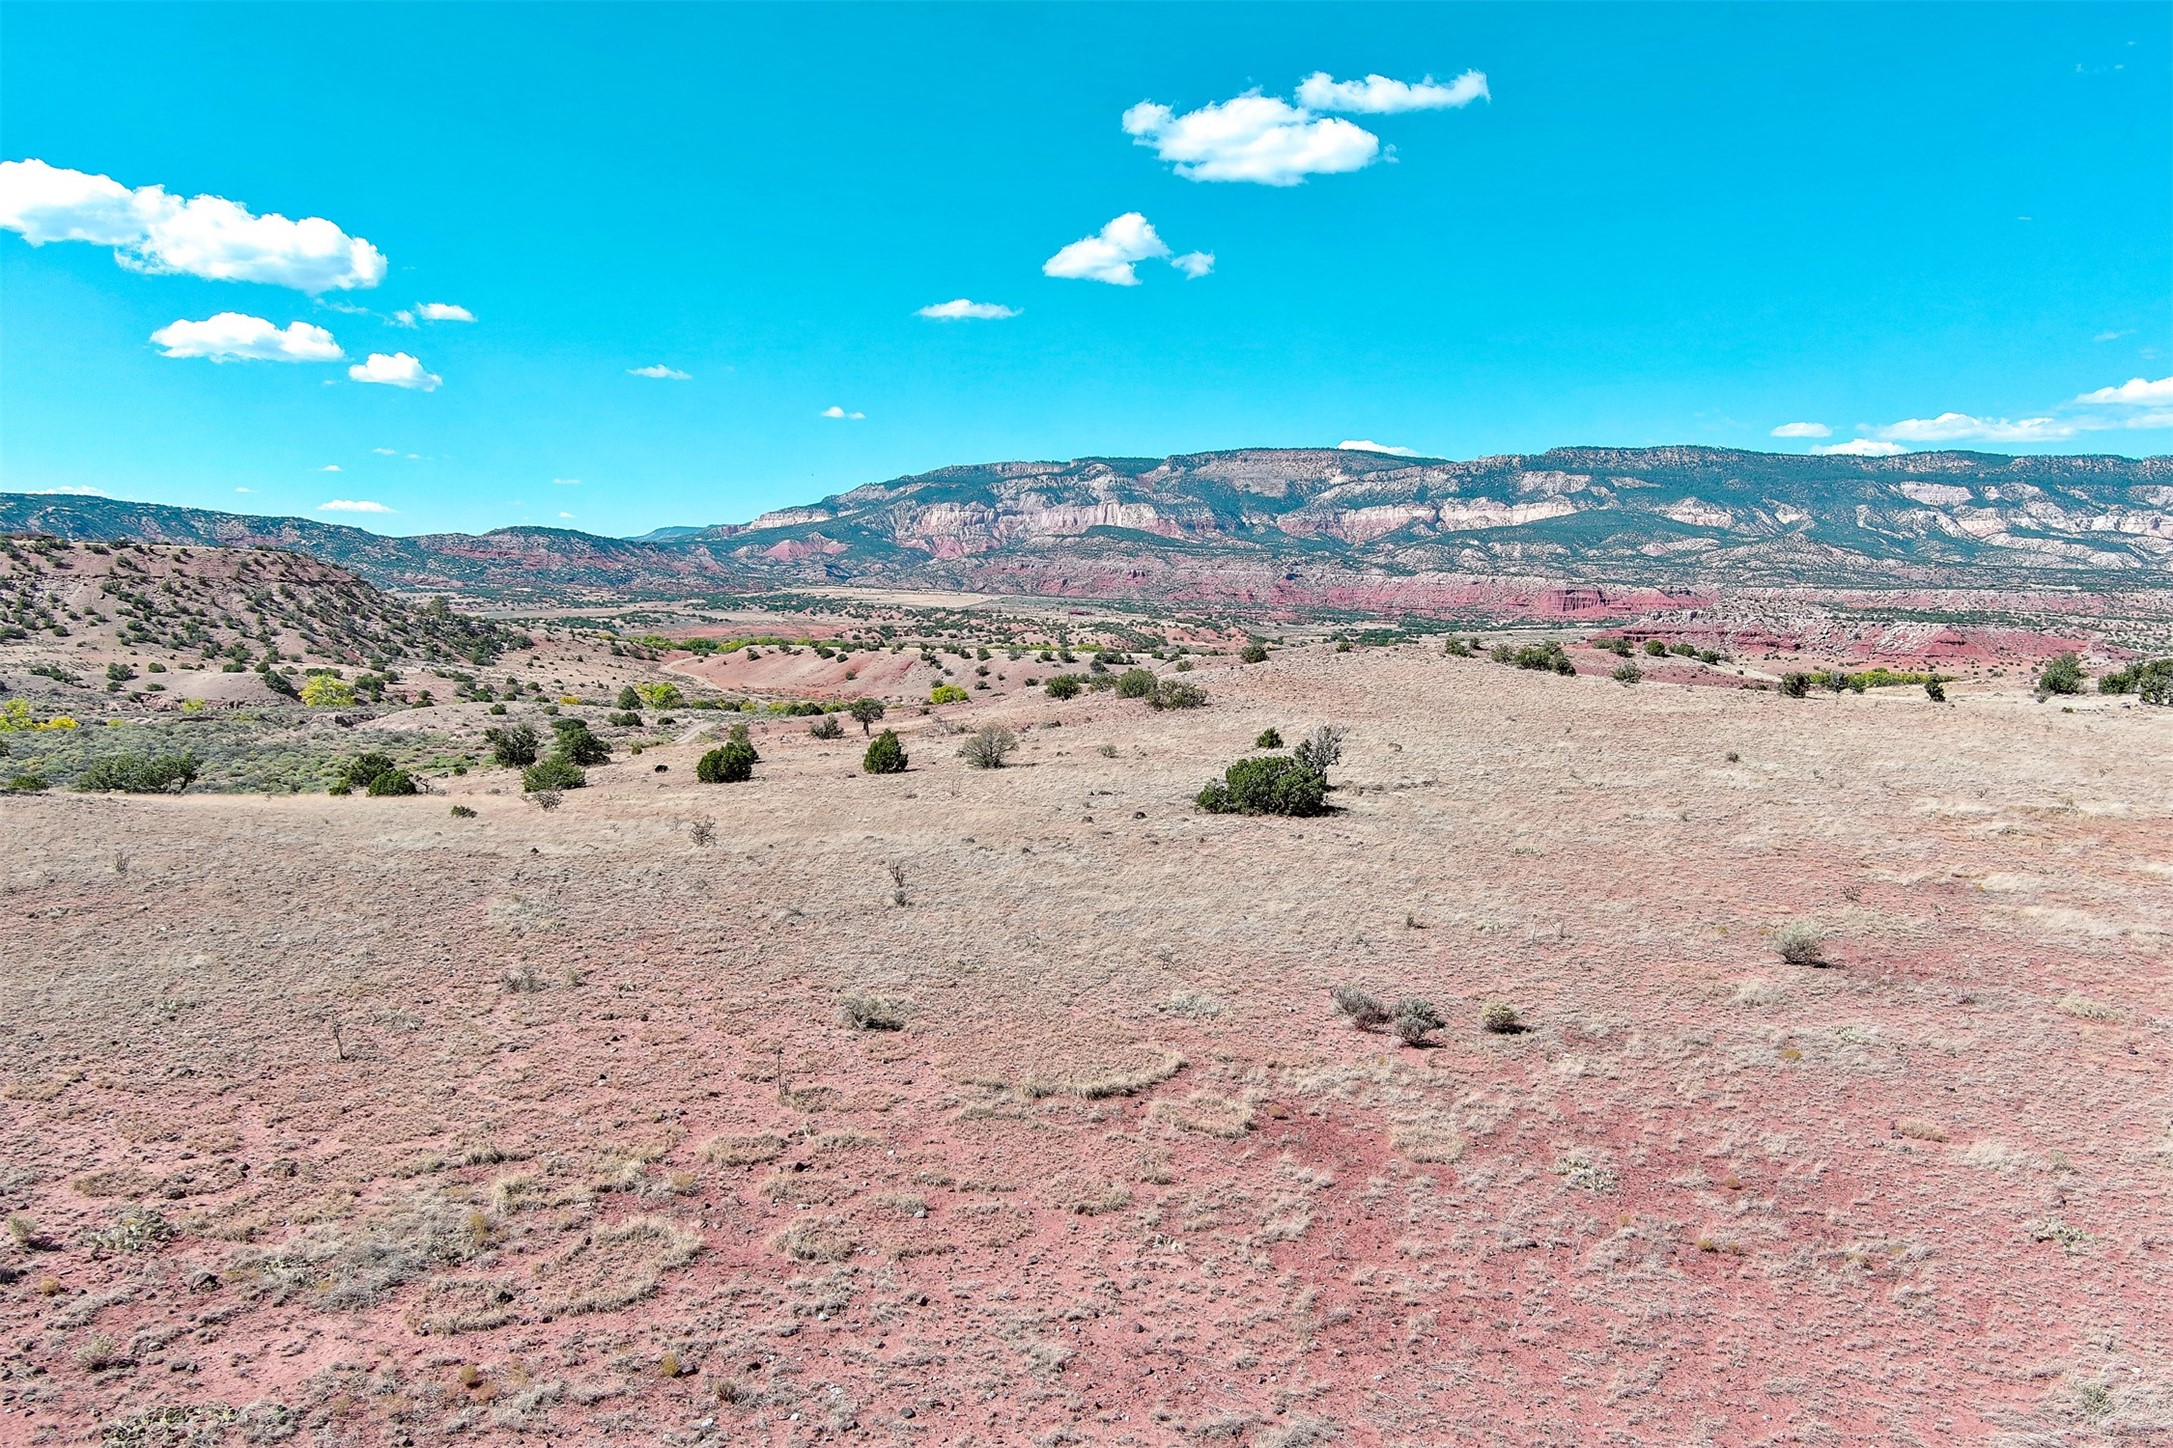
top-left (1812, 438), bottom-right (1910, 457)
top-left (318, 498), bottom-right (393, 513)
top-left (416, 302), bottom-right (474, 322)
top-left (1122, 94), bottom-right (1379, 186)
top-left (0, 158), bottom-right (386, 292)
top-left (391, 310), bottom-right (416, 327)
top-left (319, 465), bottom-right (342, 472)
top-left (149, 312), bottom-right (342, 364)
top-left (820, 405), bottom-right (865, 420)
top-left (2095, 329), bottom-right (2132, 343)
top-left (1296, 70), bottom-right (1489, 114)
top-left (628, 364), bottom-right (692, 379)
top-left (1044, 212), bottom-right (1172, 286)
top-left (1170, 251), bottom-right (1215, 279)
top-left (559, 511), bottom-right (575, 520)
top-left (1770, 421), bottom-right (1832, 438)
top-left (234, 487), bottom-right (251, 493)
top-left (551, 477), bottom-right (581, 486)
top-left (1876, 412), bottom-right (2075, 443)
top-left (372, 447), bottom-right (399, 455)
top-left (27, 485), bottom-right (105, 496)
top-left (1337, 439), bottom-right (1419, 456)
top-left (917, 298), bottom-right (1021, 320)
top-left (2075, 375), bottom-right (2173, 406)
top-left (348, 352), bottom-right (441, 391)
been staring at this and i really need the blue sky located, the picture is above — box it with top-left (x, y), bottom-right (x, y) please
top-left (3, 3), bottom-right (2167, 537)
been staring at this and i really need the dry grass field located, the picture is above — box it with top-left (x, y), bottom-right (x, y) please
top-left (3, 643), bottom-right (2170, 1446)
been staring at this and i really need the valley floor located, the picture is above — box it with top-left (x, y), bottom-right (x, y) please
top-left (3, 646), bottom-right (2169, 1446)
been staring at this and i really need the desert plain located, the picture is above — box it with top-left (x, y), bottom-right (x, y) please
top-left (3, 618), bottom-right (2170, 1448)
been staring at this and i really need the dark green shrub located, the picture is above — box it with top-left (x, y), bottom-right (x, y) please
top-left (1292, 724), bottom-right (1344, 771)
top-left (1924, 677), bottom-right (1947, 703)
top-left (1490, 643), bottom-right (1515, 663)
top-left (1778, 672), bottom-right (1812, 698)
top-left (616, 685), bottom-right (641, 710)
top-left (449, 804), bottom-right (477, 818)
top-left (1612, 662), bottom-right (1642, 685)
top-left (808, 715), bottom-right (845, 740)
top-left (2038, 652), bottom-right (2085, 696)
top-left (366, 769), bottom-right (418, 796)
top-left (484, 725), bottom-right (539, 767)
top-left (7, 773), bottom-right (49, 792)
top-left (1511, 642), bottom-right (1575, 676)
top-left (608, 709), bottom-right (643, 727)
top-left (1254, 727), bottom-right (1284, 749)
top-left (1150, 679), bottom-right (1207, 710)
top-left (552, 720), bottom-right (609, 766)
top-left (1196, 755), bottom-right (1328, 816)
top-left (2139, 660), bottom-right (2173, 705)
top-left (1443, 638), bottom-right (1472, 658)
top-left (863, 728), bottom-right (908, 774)
top-left (1045, 675), bottom-right (1083, 701)
top-left (339, 752), bottom-right (397, 791)
top-left (522, 756), bottom-right (586, 792)
top-left (1642, 639), bottom-right (1666, 657)
top-left (79, 753), bottom-right (200, 794)
top-left (1239, 643), bottom-right (1269, 664)
top-left (1114, 668), bottom-right (1157, 699)
top-left (696, 741), bottom-right (757, 783)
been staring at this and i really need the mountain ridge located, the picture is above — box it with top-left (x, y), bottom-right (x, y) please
top-left (5, 445), bottom-right (2169, 607)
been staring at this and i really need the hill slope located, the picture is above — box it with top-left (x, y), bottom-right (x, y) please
top-left (6, 446), bottom-right (2170, 605)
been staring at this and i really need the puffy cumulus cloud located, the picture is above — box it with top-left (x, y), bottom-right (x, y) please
top-left (1122, 95), bottom-right (1378, 186)
top-left (318, 498), bottom-right (393, 513)
top-left (1770, 421), bottom-right (1832, 438)
top-left (917, 298), bottom-right (1021, 320)
top-left (820, 405), bottom-right (865, 420)
top-left (1170, 251), bottom-right (1215, 279)
top-left (1044, 213), bottom-right (1173, 286)
top-left (1337, 439), bottom-right (1419, 456)
top-left (1296, 70), bottom-right (1489, 114)
top-left (348, 352), bottom-right (441, 391)
top-left (416, 302), bottom-right (474, 322)
top-left (150, 312), bottom-right (343, 364)
top-left (0, 159), bottom-right (386, 292)
top-left (1812, 438), bottom-right (1909, 457)
top-left (2075, 375), bottom-right (2173, 406)
top-left (628, 364), bottom-right (691, 379)
top-left (1876, 412), bottom-right (2076, 444)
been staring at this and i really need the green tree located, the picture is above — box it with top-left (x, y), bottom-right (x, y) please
top-left (849, 697), bottom-right (887, 734)
top-left (696, 741), bottom-right (757, 783)
top-left (365, 769), bottom-right (418, 796)
top-left (863, 728), bottom-right (908, 775)
top-left (339, 753), bottom-right (397, 792)
top-left (616, 685), bottom-right (641, 710)
top-left (484, 724), bottom-right (540, 767)
top-left (2038, 652), bottom-right (2085, 696)
top-left (1114, 668), bottom-right (1157, 699)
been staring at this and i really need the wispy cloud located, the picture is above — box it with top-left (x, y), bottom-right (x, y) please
top-left (2075, 375), bottom-right (2173, 406)
top-left (820, 405), bottom-right (865, 420)
top-left (917, 298), bottom-right (1021, 320)
top-left (1337, 439), bottom-right (1419, 456)
top-left (628, 364), bottom-right (691, 379)
top-left (27, 485), bottom-right (105, 496)
top-left (348, 352), bottom-right (441, 391)
top-left (151, 313), bottom-right (343, 364)
top-left (1296, 70), bottom-right (1489, 114)
top-left (1812, 439), bottom-right (1909, 457)
top-left (318, 498), bottom-right (393, 513)
top-left (1770, 421), bottom-right (1831, 438)
top-left (551, 477), bottom-right (580, 486)
top-left (416, 302), bottom-right (473, 322)
top-left (1170, 251), bottom-right (1214, 280)
top-left (319, 464), bottom-right (342, 472)
top-left (0, 158), bottom-right (386, 292)
top-left (1123, 95), bottom-right (1377, 186)
top-left (1877, 412), bottom-right (2075, 444)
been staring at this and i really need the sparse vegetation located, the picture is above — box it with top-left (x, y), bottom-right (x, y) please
top-left (1254, 726), bottom-right (1283, 749)
top-left (957, 724), bottom-right (1019, 769)
top-left (1332, 985), bottom-right (1389, 1030)
top-left (2037, 652), bottom-right (2085, 696)
top-left (808, 714), bottom-right (844, 740)
top-left (77, 751), bottom-right (199, 793)
top-left (1393, 998), bottom-right (1443, 1045)
top-left (1774, 920), bottom-right (1826, 965)
top-left (1480, 1000), bottom-right (1521, 1034)
top-left (1149, 678), bottom-right (1207, 709)
top-left (840, 993), bottom-right (910, 1030)
top-left (1239, 642), bottom-right (1269, 664)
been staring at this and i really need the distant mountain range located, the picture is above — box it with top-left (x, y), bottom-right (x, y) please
top-left (6, 446), bottom-right (2170, 612)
